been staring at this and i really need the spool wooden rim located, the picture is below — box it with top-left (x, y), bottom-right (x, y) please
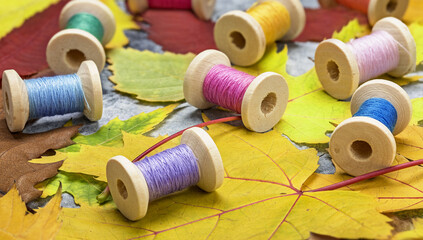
top-left (46, 29), bottom-right (105, 74)
top-left (368, 0), bottom-right (409, 25)
top-left (372, 17), bottom-right (416, 77)
top-left (106, 127), bottom-right (223, 221)
top-left (77, 60), bottom-right (103, 121)
top-left (126, 0), bottom-right (215, 20)
top-left (350, 79), bottom-right (411, 135)
top-left (329, 116), bottom-right (396, 176)
top-left (2, 70), bottom-right (29, 132)
top-left (241, 72), bottom-right (288, 132)
top-left (59, 0), bottom-right (116, 44)
top-left (257, 0), bottom-right (306, 40)
top-left (315, 38), bottom-right (360, 99)
top-left (214, 10), bottom-right (266, 66)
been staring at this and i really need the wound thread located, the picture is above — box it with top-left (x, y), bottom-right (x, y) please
top-left (24, 74), bottom-right (86, 120)
top-left (353, 98), bottom-right (398, 132)
top-left (203, 64), bottom-right (255, 113)
top-left (246, 1), bottom-right (291, 44)
top-left (134, 144), bottom-right (200, 201)
top-left (335, 0), bottom-right (370, 13)
top-left (347, 31), bottom-right (400, 83)
top-left (147, 0), bottom-right (192, 9)
top-left (66, 13), bottom-right (104, 42)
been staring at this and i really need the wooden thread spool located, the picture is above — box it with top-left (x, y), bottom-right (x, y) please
top-left (107, 127), bottom-right (224, 221)
top-left (318, 0), bottom-right (409, 25)
top-left (2, 60), bottom-right (103, 132)
top-left (214, 0), bottom-right (305, 66)
top-left (315, 17), bottom-right (416, 100)
top-left (184, 49), bottom-right (289, 133)
top-left (329, 79), bottom-right (412, 176)
top-left (46, 0), bottom-right (116, 74)
top-left (126, 0), bottom-right (215, 20)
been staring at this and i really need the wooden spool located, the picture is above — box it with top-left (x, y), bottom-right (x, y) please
top-left (214, 0), bottom-right (305, 66)
top-left (318, 0), bottom-right (409, 25)
top-left (107, 127), bottom-right (224, 221)
top-left (126, 0), bottom-right (216, 20)
top-left (46, 0), bottom-right (116, 74)
top-left (1, 60), bottom-right (103, 132)
top-left (184, 49), bottom-right (289, 133)
top-left (329, 79), bottom-right (412, 176)
top-left (315, 17), bottom-right (416, 99)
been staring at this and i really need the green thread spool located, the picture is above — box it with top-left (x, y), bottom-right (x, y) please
top-left (66, 13), bottom-right (104, 42)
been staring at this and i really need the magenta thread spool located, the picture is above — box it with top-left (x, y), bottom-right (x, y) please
top-left (315, 17), bottom-right (416, 99)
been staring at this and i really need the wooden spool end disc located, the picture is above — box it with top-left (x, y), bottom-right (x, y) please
top-left (2, 70), bottom-right (29, 132)
top-left (181, 127), bottom-right (224, 192)
top-left (107, 155), bottom-right (149, 221)
top-left (77, 60), bottom-right (103, 121)
top-left (191, 0), bottom-right (216, 20)
top-left (350, 79), bottom-right (411, 135)
top-left (241, 72), bottom-right (288, 132)
top-left (214, 10), bottom-right (266, 66)
top-left (257, 0), bottom-right (306, 40)
top-left (184, 49), bottom-right (231, 109)
top-left (368, 0), bottom-right (409, 25)
top-left (318, 0), bottom-right (337, 8)
top-left (315, 38), bottom-right (360, 99)
top-left (373, 17), bottom-right (416, 77)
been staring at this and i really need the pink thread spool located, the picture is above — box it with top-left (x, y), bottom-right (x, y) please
top-left (184, 50), bottom-right (289, 133)
top-left (126, 0), bottom-right (215, 20)
top-left (318, 0), bottom-right (409, 25)
top-left (315, 17), bottom-right (416, 99)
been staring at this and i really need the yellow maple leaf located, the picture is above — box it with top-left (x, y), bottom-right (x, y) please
top-left (0, 0), bottom-right (59, 39)
top-left (403, 0), bottom-right (423, 23)
top-left (0, 185), bottom-right (62, 239)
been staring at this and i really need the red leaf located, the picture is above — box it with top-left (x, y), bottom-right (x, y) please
top-left (141, 9), bottom-right (216, 54)
top-left (295, 6), bottom-right (368, 42)
top-left (0, 0), bottom-right (70, 82)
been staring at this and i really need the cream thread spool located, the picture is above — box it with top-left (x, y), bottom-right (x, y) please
top-left (46, 0), bottom-right (116, 74)
top-left (213, 0), bottom-right (305, 66)
top-left (319, 0), bottom-right (409, 25)
top-left (184, 49), bottom-right (289, 133)
top-left (329, 79), bottom-right (412, 176)
top-left (315, 17), bottom-right (416, 100)
top-left (107, 127), bottom-right (224, 221)
top-left (126, 0), bottom-right (215, 20)
top-left (2, 60), bottom-right (103, 132)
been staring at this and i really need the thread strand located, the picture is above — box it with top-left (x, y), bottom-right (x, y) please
top-left (353, 98), bottom-right (398, 132)
top-left (66, 13), bottom-right (104, 42)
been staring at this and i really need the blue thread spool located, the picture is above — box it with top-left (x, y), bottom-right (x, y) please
top-left (107, 127), bottom-right (224, 221)
top-left (2, 60), bottom-right (103, 132)
top-left (329, 79), bottom-right (412, 176)
top-left (46, 0), bottom-right (116, 74)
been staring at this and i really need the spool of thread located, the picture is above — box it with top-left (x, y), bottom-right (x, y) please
top-left (315, 17), bottom-right (416, 100)
top-left (319, 0), bottom-right (409, 25)
top-left (1, 60), bottom-right (103, 132)
top-left (214, 0), bottom-right (305, 66)
top-left (107, 127), bottom-right (224, 221)
top-left (329, 79), bottom-right (412, 176)
top-left (126, 0), bottom-right (215, 20)
top-left (184, 50), bottom-right (289, 133)
top-left (46, 0), bottom-right (116, 74)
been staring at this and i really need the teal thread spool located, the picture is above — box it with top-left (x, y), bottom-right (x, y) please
top-left (329, 79), bottom-right (412, 176)
top-left (47, 0), bottom-right (116, 74)
top-left (2, 60), bottom-right (103, 132)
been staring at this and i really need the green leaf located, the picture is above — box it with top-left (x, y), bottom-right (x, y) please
top-left (107, 48), bottom-right (195, 102)
top-left (412, 98), bottom-right (423, 125)
top-left (409, 22), bottom-right (423, 65)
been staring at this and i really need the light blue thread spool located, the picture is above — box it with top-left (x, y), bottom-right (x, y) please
top-left (353, 98), bottom-right (398, 133)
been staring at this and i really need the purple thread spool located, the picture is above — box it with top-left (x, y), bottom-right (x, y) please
top-left (106, 127), bottom-right (224, 221)
top-left (315, 17), bottom-right (416, 100)
top-left (184, 49), bottom-right (289, 133)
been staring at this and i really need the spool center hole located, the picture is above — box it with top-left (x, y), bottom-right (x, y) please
top-left (4, 91), bottom-right (10, 113)
top-left (327, 60), bottom-right (340, 81)
top-left (261, 92), bottom-right (277, 115)
top-left (350, 140), bottom-right (372, 161)
top-left (66, 49), bottom-right (87, 70)
top-left (117, 179), bottom-right (128, 199)
top-left (386, 0), bottom-right (397, 12)
top-left (230, 31), bottom-right (246, 50)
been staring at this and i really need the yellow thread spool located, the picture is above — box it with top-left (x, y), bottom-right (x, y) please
top-left (214, 0), bottom-right (305, 66)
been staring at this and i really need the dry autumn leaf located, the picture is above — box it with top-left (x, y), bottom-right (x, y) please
top-left (0, 185), bottom-right (62, 239)
top-left (393, 217), bottom-right (423, 239)
top-left (403, 0), bottom-right (423, 23)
